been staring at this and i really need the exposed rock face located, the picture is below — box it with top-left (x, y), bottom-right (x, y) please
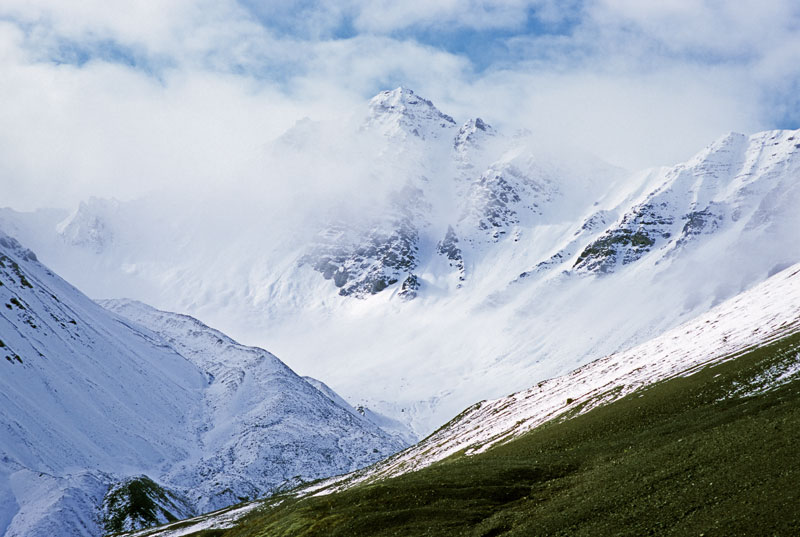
top-left (460, 161), bottom-right (553, 242)
top-left (675, 205), bottom-right (724, 249)
top-left (573, 202), bottom-right (671, 272)
top-left (303, 185), bottom-right (426, 298)
top-left (437, 226), bottom-right (465, 284)
top-left (102, 476), bottom-right (195, 534)
top-left (306, 220), bottom-right (420, 297)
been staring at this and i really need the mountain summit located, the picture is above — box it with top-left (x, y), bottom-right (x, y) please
top-left (365, 87), bottom-right (457, 140)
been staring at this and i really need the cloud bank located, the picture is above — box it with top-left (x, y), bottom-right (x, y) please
top-left (1, 0), bottom-right (798, 210)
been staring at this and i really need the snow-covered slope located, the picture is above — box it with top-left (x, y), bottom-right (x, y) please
top-left (0, 232), bottom-right (403, 537)
top-left (301, 376), bottom-right (417, 446)
top-left (573, 130), bottom-right (800, 274)
top-left (306, 260), bottom-right (800, 490)
top-left (365, 87), bottom-right (457, 141)
top-left (3, 89), bottom-right (799, 441)
top-left (125, 259), bottom-right (800, 537)
top-left (0, 231), bottom-right (206, 536)
top-left (98, 299), bottom-right (406, 512)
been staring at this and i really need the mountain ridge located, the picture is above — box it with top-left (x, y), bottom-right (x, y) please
top-left (1, 89), bottom-right (798, 441)
top-left (0, 232), bottom-right (404, 537)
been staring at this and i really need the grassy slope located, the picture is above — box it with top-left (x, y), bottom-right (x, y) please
top-left (194, 332), bottom-right (800, 537)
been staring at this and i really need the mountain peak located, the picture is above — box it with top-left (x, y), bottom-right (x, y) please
top-left (56, 197), bottom-right (119, 254)
top-left (369, 87), bottom-right (430, 108)
top-left (456, 117), bottom-right (496, 141)
top-left (366, 87), bottom-right (456, 140)
top-left (454, 117), bottom-right (497, 168)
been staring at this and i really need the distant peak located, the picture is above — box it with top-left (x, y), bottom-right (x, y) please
top-left (371, 86), bottom-right (421, 103)
top-left (366, 87), bottom-right (456, 140)
top-left (459, 117), bottom-right (495, 135)
top-left (454, 117), bottom-right (497, 157)
top-left (688, 131), bottom-right (749, 165)
top-left (369, 87), bottom-right (451, 118)
top-left (56, 197), bottom-right (118, 254)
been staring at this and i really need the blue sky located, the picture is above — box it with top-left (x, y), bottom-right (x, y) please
top-left (1, 1), bottom-right (799, 209)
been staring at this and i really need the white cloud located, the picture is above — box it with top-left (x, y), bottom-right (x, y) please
top-left (300, 36), bottom-right (472, 96)
top-left (0, 21), bottom-right (309, 210)
top-left (0, 0), bottom-right (200, 52)
top-left (462, 67), bottom-right (762, 168)
top-left (0, 1), bottom-right (798, 210)
top-left (352, 0), bottom-right (532, 33)
top-left (590, 0), bottom-right (799, 58)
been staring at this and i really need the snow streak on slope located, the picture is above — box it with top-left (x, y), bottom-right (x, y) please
top-left (2, 90), bottom-right (799, 441)
top-left (0, 232), bottom-right (404, 537)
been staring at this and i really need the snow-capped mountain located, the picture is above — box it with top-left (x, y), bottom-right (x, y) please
top-left (364, 87), bottom-right (457, 141)
top-left (0, 232), bottom-right (403, 537)
top-left (2, 88), bottom-right (799, 441)
top-left (0, 232), bottom-right (204, 536)
top-left (99, 298), bottom-right (408, 512)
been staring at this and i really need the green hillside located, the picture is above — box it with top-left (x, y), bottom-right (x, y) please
top-left (171, 331), bottom-right (800, 537)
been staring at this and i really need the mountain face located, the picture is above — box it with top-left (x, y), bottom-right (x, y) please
top-left (2, 88), bottom-right (799, 441)
top-left (573, 131), bottom-right (800, 273)
top-left (300, 88), bottom-right (603, 299)
top-left (0, 232), bottom-right (403, 537)
top-left (0, 232), bottom-right (204, 536)
top-left (301, 184), bottom-right (426, 299)
top-left (99, 298), bottom-right (408, 512)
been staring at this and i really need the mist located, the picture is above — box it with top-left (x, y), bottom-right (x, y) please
top-left (2, 1), bottom-right (799, 216)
